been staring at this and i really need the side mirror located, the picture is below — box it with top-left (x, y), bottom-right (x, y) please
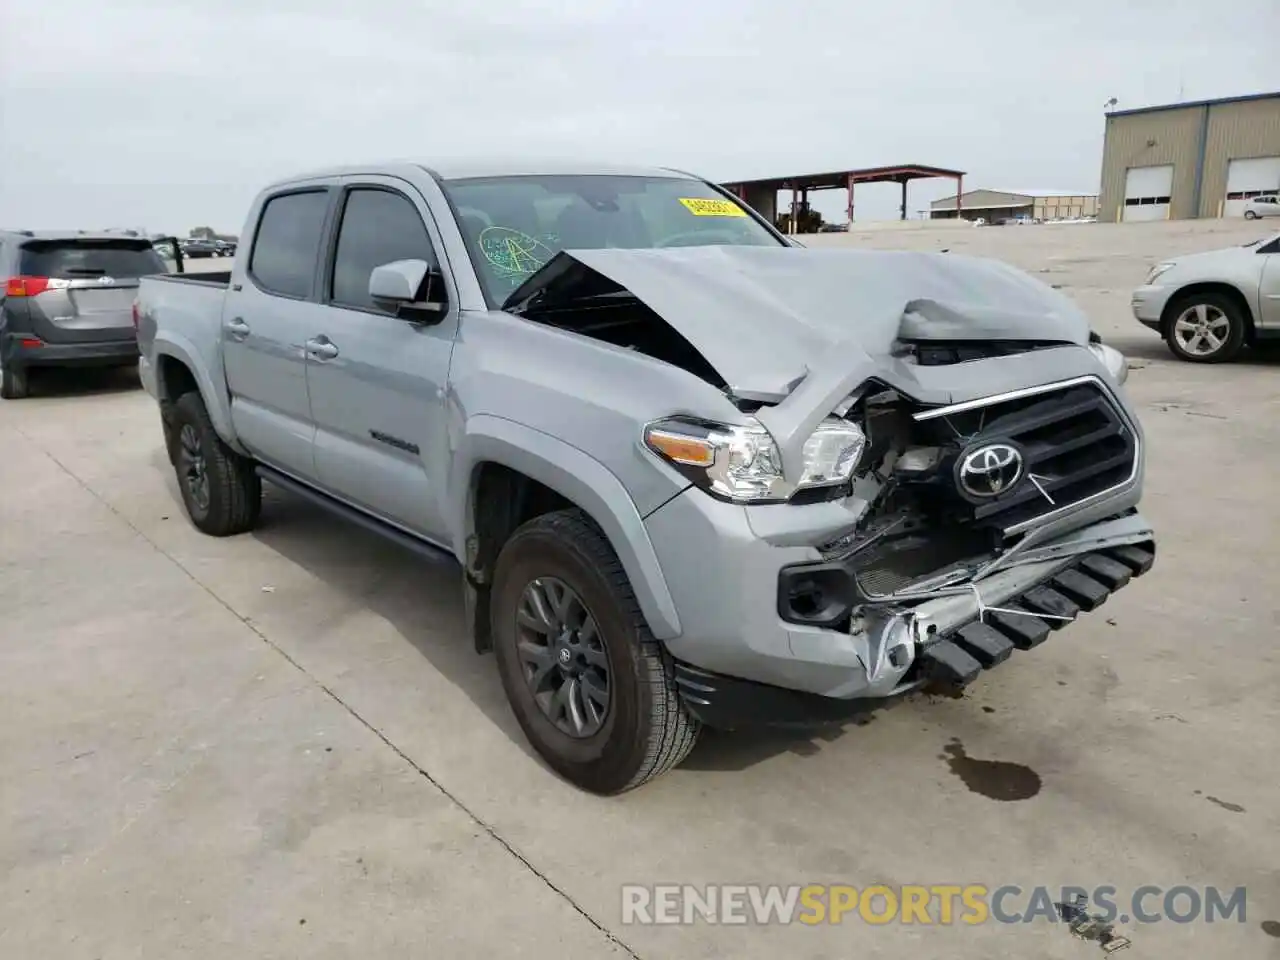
top-left (369, 259), bottom-right (447, 322)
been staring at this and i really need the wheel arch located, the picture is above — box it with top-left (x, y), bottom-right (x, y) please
top-left (451, 415), bottom-right (682, 652)
top-left (151, 333), bottom-right (244, 451)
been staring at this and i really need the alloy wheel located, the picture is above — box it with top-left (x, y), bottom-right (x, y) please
top-left (1172, 303), bottom-right (1232, 358)
top-left (515, 576), bottom-right (610, 738)
top-left (177, 423), bottom-right (211, 513)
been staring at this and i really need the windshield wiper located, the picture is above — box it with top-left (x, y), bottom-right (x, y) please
top-left (63, 267), bottom-right (107, 275)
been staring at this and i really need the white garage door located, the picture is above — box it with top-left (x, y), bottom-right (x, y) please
top-left (1123, 165), bottom-right (1174, 222)
top-left (1224, 156), bottom-right (1280, 217)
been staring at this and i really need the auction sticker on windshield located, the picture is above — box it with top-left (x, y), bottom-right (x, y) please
top-left (678, 197), bottom-right (748, 217)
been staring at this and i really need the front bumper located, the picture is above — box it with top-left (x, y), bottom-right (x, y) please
top-left (646, 483), bottom-right (1155, 727)
top-left (1131, 283), bottom-right (1172, 331)
top-left (674, 530), bottom-right (1155, 730)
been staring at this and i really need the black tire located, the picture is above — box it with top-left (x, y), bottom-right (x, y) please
top-left (0, 359), bottom-right (29, 400)
top-left (170, 390), bottom-right (261, 536)
top-left (1163, 291), bottom-right (1248, 363)
top-left (1244, 210), bottom-right (1258, 220)
top-left (491, 509), bottom-right (699, 794)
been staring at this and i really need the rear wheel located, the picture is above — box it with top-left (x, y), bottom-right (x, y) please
top-left (1163, 292), bottom-right (1247, 363)
top-left (170, 390), bottom-right (261, 535)
top-left (0, 354), bottom-right (29, 400)
top-left (491, 509), bottom-right (699, 794)
top-left (1244, 209), bottom-right (1259, 220)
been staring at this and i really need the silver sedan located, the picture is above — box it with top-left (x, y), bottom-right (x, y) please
top-left (1131, 231), bottom-right (1280, 362)
top-left (1244, 195), bottom-right (1280, 220)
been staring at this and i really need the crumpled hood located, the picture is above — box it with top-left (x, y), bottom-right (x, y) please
top-left (507, 245), bottom-right (1091, 397)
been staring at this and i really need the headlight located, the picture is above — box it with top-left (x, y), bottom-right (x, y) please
top-left (1145, 261), bottom-right (1175, 284)
top-left (643, 415), bottom-right (867, 503)
top-left (1088, 341), bottom-right (1128, 385)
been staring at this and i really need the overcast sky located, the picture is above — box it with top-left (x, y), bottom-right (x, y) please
top-left (1, 0), bottom-right (1275, 233)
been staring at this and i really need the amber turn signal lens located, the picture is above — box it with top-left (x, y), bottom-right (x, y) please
top-left (644, 428), bottom-right (716, 467)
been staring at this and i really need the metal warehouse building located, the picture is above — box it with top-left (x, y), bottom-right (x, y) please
top-left (930, 189), bottom-right (1098, 222)
top-left (1099, 92), bottom-right (1280, 222)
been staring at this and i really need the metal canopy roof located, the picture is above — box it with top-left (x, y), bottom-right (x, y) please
top-left (722, 163), bottom-right (965, 192)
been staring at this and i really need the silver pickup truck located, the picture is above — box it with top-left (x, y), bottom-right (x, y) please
top-left (136, 159), bottom-right (1156, 794)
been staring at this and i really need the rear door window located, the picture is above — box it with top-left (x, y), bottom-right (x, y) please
top-left (249, 190), bottom-right (330, 299)
top-left (329, 188), bottom-right (436, 313)
top-left (19, 240), bottom-right (166, 279)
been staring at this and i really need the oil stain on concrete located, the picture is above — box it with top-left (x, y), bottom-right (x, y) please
top-left (941, 738), bottom-right (1041, 801)
top-left (1260, 920), bottom-right (1280, 938)
top-left (1205, 796), bottom-right (1246, 813)
top-left (1194, 790), bottom-right (1247, 813)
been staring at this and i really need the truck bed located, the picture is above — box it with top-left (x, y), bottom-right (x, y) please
top-left (147, 271), bottom-right (232, 287)
top-left (135, 272), bottom-right (232, 389)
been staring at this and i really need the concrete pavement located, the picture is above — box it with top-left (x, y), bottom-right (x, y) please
top-left (2, 218), bottom-right (1279, 958)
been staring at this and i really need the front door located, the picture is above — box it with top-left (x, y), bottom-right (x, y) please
top-left (222, 186), bottom-right (334, 481)
top-left (306, 178), bottom-right (458, 542)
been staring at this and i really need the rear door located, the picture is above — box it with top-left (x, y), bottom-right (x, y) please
top-left (11, 239), bottom-right (165, 344)
top-left (222, 185), bottom-right (335, 482)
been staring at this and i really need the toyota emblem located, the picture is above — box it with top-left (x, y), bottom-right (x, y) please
top-left (97, 276), bottom-right (114, 285)
top-left (957, 442), bottom-right (1024, 499)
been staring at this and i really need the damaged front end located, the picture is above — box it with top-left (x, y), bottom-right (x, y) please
top-left (504, 245), bottom-right (1154, 713)
top-left (773, 375), bottom-right (1153, 699)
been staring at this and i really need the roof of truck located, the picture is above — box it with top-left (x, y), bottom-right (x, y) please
top-left (272, 158), bottom-right (702, 186)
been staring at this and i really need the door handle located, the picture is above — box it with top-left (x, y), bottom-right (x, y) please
top-left (306, 337), bottom-right (340, 361)
top-left (224, 317), bottom-right (250, 339)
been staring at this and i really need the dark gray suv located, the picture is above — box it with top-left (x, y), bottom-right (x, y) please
top-left (0, 231), bottom-right (166, 398)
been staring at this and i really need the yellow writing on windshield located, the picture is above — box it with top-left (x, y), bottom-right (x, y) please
top-left (678, 197), bottom-right (748, 217)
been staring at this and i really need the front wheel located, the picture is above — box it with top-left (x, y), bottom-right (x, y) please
top-left (491, 509), bottom-right (699, 794)
top-left (169, 390), bottom-right (261, 535)
top-left (1163, 292), bottom-right (1247, 363)
top-left (1244, 210), bottom-right (1259, 220)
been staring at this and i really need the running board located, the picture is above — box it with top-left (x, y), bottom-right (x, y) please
top-left (254, 465), bottom-right (458, 568)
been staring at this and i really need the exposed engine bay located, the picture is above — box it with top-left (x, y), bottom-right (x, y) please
top-left (508, 261), bottom-right (732, 390)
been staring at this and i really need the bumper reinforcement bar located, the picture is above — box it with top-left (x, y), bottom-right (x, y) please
top-left (918, 542), bottom-right (1154, 689)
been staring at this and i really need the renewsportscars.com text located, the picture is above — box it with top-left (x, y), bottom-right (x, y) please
top-left (621, 884), bottom-right (1248, 926)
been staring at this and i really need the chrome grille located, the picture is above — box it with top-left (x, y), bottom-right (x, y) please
top-left (914, 378), bottom-right (1138, 532)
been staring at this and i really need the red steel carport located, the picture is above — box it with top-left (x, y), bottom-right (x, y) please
top-left (722, 163), bottom-right (966, 232)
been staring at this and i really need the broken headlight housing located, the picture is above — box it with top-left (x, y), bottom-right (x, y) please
top-left (643, 416), bottom-right (866, 503)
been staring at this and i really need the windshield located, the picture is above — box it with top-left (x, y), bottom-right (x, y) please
top-left (442, 174), bottom-right (783, 304)
top-left (19, 240), bottom-right (166, 278)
